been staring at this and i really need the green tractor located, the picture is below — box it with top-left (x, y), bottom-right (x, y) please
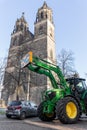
top-left (21, 51), bottom-right (87, 124)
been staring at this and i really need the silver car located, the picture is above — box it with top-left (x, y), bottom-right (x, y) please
top-left (6, 100), bottom-right (37, 119)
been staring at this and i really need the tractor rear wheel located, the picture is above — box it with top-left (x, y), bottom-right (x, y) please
top-left (37, 102), bottom-right (56, 121)
top-left (56, 97), bottom-right (80, 124)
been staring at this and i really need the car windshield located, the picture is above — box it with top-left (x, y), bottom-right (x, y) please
top-left (9, 101), bottom-right (21, 106)
top-left (25, 101), bottom-right (37, 107)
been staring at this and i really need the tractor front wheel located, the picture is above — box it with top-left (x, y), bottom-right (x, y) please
top-left (37, 102), bottom-right (56, 121)
top-left (56, 97), bottom-right (80, 124)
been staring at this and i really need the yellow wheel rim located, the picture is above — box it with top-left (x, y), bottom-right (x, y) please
top-left (66, 102), bottom-right (77, 119)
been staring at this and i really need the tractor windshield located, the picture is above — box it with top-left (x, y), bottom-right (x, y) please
top-left (76, 79), bottom-right (87, 90)
top-left (74, 78), bottom-right (87, 94)
top-left (83, 80), bottom-right (87, 89)
top-left (66, 78), bottom-right (87, 92)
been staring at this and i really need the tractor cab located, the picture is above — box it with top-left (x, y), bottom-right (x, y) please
top-left (66, 77), bottom-right (87, 94)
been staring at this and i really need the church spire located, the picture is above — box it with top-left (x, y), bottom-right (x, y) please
top-left (10, 13), bottom-right (34, 47)
top-left (12, 12), bottom-right (29, 34)
top-left (35, 1), bottom-right (53, 24)
top-left (43, 1), bottom-right (48, 8)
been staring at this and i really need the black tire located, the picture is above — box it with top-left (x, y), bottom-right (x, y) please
top-left (37, 102), bottom-right (56, 121)
top-left (56, 98), bottom-right (64, 117)
top-left (19, 112), bottom-right (26, 120)
top-left (6, 114), bottom-right (11, 118)
top-left (56, 97), bottom-right (80, 124)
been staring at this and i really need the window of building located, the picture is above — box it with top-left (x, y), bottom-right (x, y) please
top-left (39, 26), bottom-right (43, 35)
top-left (41, 12), bottom-right (43, 19)
top-left (50, 49), bottom-right (53, 59)
top-left (46, 14), bottom-right (48, 18)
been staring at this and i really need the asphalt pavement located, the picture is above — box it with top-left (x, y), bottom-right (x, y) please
top-left (0, 114), bottom-right (87, 130)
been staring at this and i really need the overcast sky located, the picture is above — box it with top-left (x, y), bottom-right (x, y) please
top-left (0, 0), bottom-right (87, 78)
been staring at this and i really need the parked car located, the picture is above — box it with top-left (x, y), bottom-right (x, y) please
top-left (6, 100), bottom-right (38, 119)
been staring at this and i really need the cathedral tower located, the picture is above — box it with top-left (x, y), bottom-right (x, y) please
top-left (34, 1), bottom-right (55, 62)
top-left (2, 2), bottom-right (56, 104)
top-left (29, 2), bottom-right (56, 102)
top-left (2, 13), bottom-right (34, 103)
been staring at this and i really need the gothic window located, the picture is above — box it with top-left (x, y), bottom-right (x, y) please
top-left (20, 23), bottom-right (23, 30)
top-left (19, 34), bottom-right (23, 45)
top-left (12, 37), bottom-right (17, 46)
top-left (46, 14), bottom-right (48, 18)
top-left (50, 49), bottom-right (53, 59)
top-left (41, 12), bottom-right (43, 19)
top-left (39, 26), bottom-right (43, 35)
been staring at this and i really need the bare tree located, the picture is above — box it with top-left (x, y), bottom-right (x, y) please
top-left (57, 49), bottom-right (76, 77)
top-left (2, 47), bottom-right (31, 102)
top-left (4, 67), bottom-right (28, 101)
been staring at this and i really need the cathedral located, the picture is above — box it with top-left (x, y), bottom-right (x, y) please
top-left (2, 2), bottom-right (56, 105)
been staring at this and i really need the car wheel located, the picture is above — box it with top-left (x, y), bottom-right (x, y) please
top-left (6, 114), bottom-right (11, 118)
top-left (20, 112), bottom-right (26, 120)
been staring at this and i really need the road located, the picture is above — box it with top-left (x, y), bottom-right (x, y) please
top-left (0, 115), bottom-right (52, 130)
top-left (0, 115), bottom-right (87, 130)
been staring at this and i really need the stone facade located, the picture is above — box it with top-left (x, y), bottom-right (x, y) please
top-left (2, 2), bottom-right (56, 105)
